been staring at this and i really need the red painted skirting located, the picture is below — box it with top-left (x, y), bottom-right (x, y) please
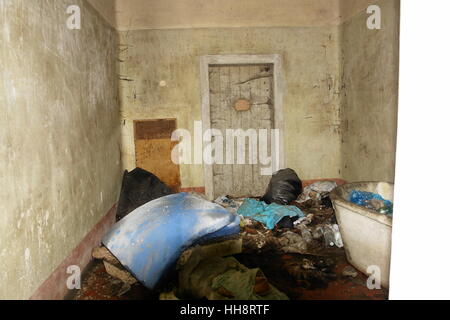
top-left (180, 187), bottom-right (206, 194)
top-left (29, 204), bottom-right (117, 300)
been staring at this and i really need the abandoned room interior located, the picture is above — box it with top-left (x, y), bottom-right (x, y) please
top-left (0, 0), bottom-right (400, 300)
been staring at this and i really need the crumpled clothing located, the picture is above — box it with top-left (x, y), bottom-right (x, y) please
top-left (178, 248), bottom-right (288, 300)
top-left (237, 198), bottom-right (305, 230)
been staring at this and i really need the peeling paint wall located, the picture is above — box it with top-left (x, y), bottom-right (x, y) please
top-left (0, 0), bottom-right (121, 299)
top-left (341, 0), bottom-right (400, 182)
top-left (118, 27), bottom-right (343, 188)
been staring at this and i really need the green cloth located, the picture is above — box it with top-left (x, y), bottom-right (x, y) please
top-left (211, 259), bottom-right (289, 300)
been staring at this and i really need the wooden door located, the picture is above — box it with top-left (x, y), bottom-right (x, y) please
top-left (134, 119), bottom-right (181, 191)
top-left (209, 64), bottom-right (274, 198)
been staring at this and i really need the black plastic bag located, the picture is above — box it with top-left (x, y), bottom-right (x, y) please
top-left (276, 216), bottom-right (299, 229)
top-left (261, 168), bottom-right (303, 205)
top-left (116, 168), bottom-right (174, 221)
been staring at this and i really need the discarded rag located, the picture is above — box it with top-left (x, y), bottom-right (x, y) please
top-left (178, 250), bottom-right (289, 300)
top-left (237, 198), bottom-right (305, 230)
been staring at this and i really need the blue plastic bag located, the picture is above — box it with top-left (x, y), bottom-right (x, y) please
top-left (348, 190), bottom-right (393, 216)
top-left (237, 198), bottom-right (305, 230)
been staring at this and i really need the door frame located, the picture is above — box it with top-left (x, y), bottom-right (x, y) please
top-left (200, 54), bottom-right (285, 200)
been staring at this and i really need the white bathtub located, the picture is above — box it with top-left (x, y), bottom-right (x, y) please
top-left (330, 182), bottom-right (393, 288)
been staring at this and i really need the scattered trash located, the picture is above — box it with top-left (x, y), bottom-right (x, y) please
top-left (278, 231), bottom-right (309, 254)
top-left (320, 224), bottom-right (344, 248)
top-left (342, 265), bottom-right (358, 278)
top-left (103, 261), bottom-right (138, 285)
top-left (283, 257), bottom-right (337, 289)
top-left (348, 190), bottom-right (393, 216)
top-left (92, 246), bottom-right (138, 292)
top-left (301, 258), bottom-right (316, 270)
top-left (102, 192), bottom-right (240, 289)
top-left (298, 180), bottom-right (338, 205)
top-left (294, 213), bottom-right (314, 226)
top-left (237, 198), bottom-right (305, 230)
top-left (92, 168), bottom-right (362, 300)
top-left (331, 224), bottom-right (344, 248)
top-left (215, 195), bottom-right (239, 208)
top-left (116, 168), bottom-right (174, 221)
top-left (297, 224), bottom-right (314, 245)
top-left (261, 168), bottom-right (303, 205)
top-left (276, 216), bottom-right (299, 229)
top-left (92, 246), bottom-right (120, 264)
top-left (214, 195), bottom-right (243, 214)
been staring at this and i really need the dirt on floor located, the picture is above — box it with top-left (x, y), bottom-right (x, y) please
top-left (73, 187), bottom-right (388, 301)
top-left (73, 250), bottom-right (388, 300)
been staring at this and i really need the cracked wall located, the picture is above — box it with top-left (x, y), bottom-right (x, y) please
top-left (118, 27), bottom-right (343, 187)
top-left (0, 0), bottom-right (121, 299)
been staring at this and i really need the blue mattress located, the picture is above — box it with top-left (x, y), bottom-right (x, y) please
top-left (102, 193), bottom-right (240, 289)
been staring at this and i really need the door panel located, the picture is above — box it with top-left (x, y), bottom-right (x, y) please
top-left (209, 64), bottom-right (274, 198)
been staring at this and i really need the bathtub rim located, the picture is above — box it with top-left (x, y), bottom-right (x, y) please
top-left (330, 181), bottom-right (393, 228)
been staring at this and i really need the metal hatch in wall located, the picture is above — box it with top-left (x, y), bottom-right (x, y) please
top-left (134, 119), bottom-right (181, 191)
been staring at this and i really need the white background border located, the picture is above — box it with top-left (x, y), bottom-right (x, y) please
top-left (390, 0), bottom-right (450, 300)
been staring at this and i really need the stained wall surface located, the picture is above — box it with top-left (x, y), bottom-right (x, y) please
top-left (88, 0), bottom-right (377, 31)
top-left (86, 0), bottom-right (116, 27)
top-left (117, 0), bottom-right (400, 188)
top-left (341, 0), bottom-right (400, 183)
top-left (118, 27), bottom-right (343, 188)
top-left (0, 0), bottom-right (121, 299)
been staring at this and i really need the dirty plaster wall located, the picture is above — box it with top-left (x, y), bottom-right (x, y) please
top-left (113, 0), bottom-right (342, 30)
top-left (118, 27), bottom-right (343, 188)
top-left (0, 0), bottom-right (121, 299)
top-left (341, 0), bottom-right (400, 183)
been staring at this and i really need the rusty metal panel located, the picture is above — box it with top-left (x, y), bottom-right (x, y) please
top-left (134, 119), bottom-right (177, 140)
top-left (134, 119), bottom-right (181, 191)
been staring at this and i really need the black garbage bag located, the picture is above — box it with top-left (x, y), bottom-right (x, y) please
top-left (261, 168), bottom-right (302, 205)
top-left (116, 168), bottom-right (174, 221)
top-left (276, 216), bottom-right (300, 229)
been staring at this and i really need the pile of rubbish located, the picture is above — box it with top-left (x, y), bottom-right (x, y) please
top-left (234, 171), bottom-right (343, 255)
top-left (348, 190), bottom-right (393, 216)
top-left (93, 167), bottom-right (348, 300)
top-left (238, 198), bottom-right (304, 230)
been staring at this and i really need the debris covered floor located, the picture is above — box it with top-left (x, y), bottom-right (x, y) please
top-left (72, 174), bottom-right (389, 300)
top-left (73, 252), bottom-right (388, 300)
